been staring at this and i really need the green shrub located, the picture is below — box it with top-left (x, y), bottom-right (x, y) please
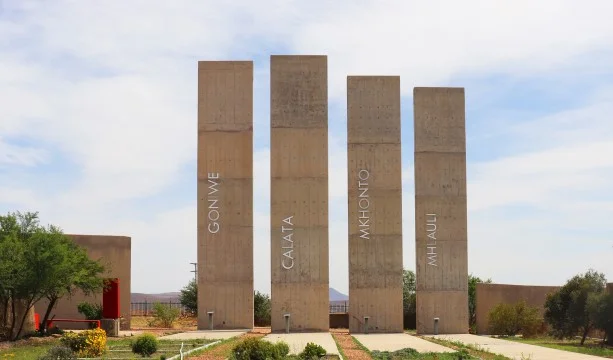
top-left (372, 348), bottom-right (419, 359)
top-left (488, 300), bottom-right (542, 337)
top-left (131, 333), bottom-right (159, 357)
top-left (60, 328), bottom-right (107, 357)
top-left (37, 345), bottom-right (76, 360)
top-left (151, 303), bottom-right (180, 328)
top-left (254, 291), bottom-right (272, 326)
top-left (77, 302), bottom-right (103, 328)
top-left (300, 342), bottom-right (326, 359)
top-left (373, 348), bottom-right (474, 360)
top-left (230, 337), bottom-right (289, 360)
top-left (46, 326), bottom-right (64, 335)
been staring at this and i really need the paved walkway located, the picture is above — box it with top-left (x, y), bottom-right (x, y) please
top-left (264, 333), bottom-right (340, 356)
top-left (426, 334), bottom-right (609, 359)
top-left (159, 330), bottom-right (247, 340)
top-left (353, 333), bottom-right (454, 353)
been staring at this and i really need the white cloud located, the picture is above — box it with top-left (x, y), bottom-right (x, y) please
top-left (465, 93), bottom-right (613, 284)
top-left (1, 0), bottom-right (613, 296)
top-left (290, 0), bottom-right (613, 98)
top-left (0, 137), bottom-right (47, 167)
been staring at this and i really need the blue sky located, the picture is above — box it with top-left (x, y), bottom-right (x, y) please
top-left (1, 1), bottom-right (612, 294)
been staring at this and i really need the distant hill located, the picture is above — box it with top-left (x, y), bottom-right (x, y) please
top-left (132, 288), bottom-right (349, 303)
top-left (329, 288), bottom-right (348, 301)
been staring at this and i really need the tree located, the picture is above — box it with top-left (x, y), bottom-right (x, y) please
top-left (544, 269), bottom-right (607, 345)
top-left (468, 274), bottom-right (492, 331)
top-left (0, 214), bottom-right (28, 339)
top-left (402, 269), bottom-right (416, 329)
top-left (254, 291), bottom-right (271, 326)
top-left (179, 278), bottom-right (197, 315)
top-left (38, 229), bottom-right (106, 333)
top-left (0, 211), bottom-right (106, 339)
top-left (587, 292), bottom-right (613, 345)
top-left (488, 300), bottom-right (541, 337)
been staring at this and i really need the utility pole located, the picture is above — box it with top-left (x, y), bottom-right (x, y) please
top-left (190, 262), bottom-right (197, 283)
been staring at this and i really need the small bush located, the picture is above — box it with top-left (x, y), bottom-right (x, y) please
top-left (60, 328), bottom-right (106, 357)
top-left (37, 345), bottom-right (76, 360)
top-left (46, 326), bottom-right (64, 335)
top-left (300, 342), bottom-right (326, 359)
top-left (488, 300), bottom-right (542, 337)
top-left (254, 291), bottom-right (272, 326)
top-left (77, 302), bottom-right (103, 329)
top-left (230, 337), bottom-right (289, 360)
top-left (132, 333), bottom-right (159, 357)
top-left (151, 303), bottom-right (180, 328)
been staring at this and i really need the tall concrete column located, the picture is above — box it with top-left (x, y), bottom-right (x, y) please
top-left (197, 61), bottom-right (254, 330)
top-left (414, 87), bottom-right (469, 334)
top-left (347, 76), bottom-right (403, 333)
top-left (270, 55), bottom-right (329, 332)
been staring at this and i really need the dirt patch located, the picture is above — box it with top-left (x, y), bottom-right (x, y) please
top-left (330, 329), bottom-right (371, 360)
top-left (130, 315), bottom-right (197, 331)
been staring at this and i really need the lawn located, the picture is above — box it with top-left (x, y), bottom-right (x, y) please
top-left (505, 336), bottom-right (613, 358)
top-left (0, 336), bottom-right (216, 360)
top-left (420, 337), bottom-right (511, 360)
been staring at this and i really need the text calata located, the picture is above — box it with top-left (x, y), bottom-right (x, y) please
top-left (426, 213), bottom-right (437, 266)
top-left (358, 169), bottom-right (370, 239)
top-left (281, 216), bottom-right (294, 270)
top-left (207, 173), bottom-right (220, 234)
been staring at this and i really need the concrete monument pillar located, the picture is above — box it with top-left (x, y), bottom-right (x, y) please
top-left (197, 61), bottom-right (254, 330)
top-left (413, 87), bottom-right (469, 334)
top-left (347, 76), bottom-right (403, 333)
top-left (270, 55), bottom-right (329, 332)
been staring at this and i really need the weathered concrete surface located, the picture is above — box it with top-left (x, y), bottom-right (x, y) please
top-left (476, 283), bottom-right (560, 334)
top-left (426, 334), bottom-right (609, 360)
top-left (197, 61), bottom-right (254, 330)
top-left (159, 330), bottom-right (247, 340)
top-left (607, 283), bottom-right (613, 294)
top-left (347, 76), bottom-right (403, 333)
top-left (35, 234), bottom-right (131, 330)
top-left (354, 333), bottom-right (454, 353)
top-left (270, 55), bottom-right (329, 332)
top-left (413, 87), bottom-right (468, 334)
top-left (264, 333), bottom-right (340, 355)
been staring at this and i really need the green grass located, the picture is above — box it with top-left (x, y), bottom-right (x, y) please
top-left (0, 337), bottom-right (57, 360)
top-left (331, 334), bottom-right (348, 360)
top-left (0, 337), bottom-right (216, 360)
top-left (351, 335), bottom-right (480, 360)
top-left (504, 336), bottom-right (613, 358)
top-left (420, 337), bottom-right (511, 360)
top-left (184, 335), bottom-right (239, 359)
top-left (370, 348), bottom-right (478, 360)
top-left (351, 335), bottom-right (371, 353)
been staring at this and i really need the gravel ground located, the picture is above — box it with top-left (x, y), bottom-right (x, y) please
top-left (330, 329), bottom-right (372, 360)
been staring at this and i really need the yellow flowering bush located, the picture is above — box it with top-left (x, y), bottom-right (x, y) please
top-left (60, 328), bottom-right (107, 357)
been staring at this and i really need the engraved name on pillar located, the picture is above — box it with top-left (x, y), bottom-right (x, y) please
top-left (281, 215), bottom-right (294, 269)
top-left (207, 172), bottom-right (220, 234)
top-left (358, 169), bottom-right (370, 240)
top-left (426, 213), bottom-right (437, 266)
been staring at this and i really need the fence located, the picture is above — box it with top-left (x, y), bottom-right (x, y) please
top-left (131, 301), bottom-right (349, 316)
top-left (131, 301), bottom-right (190, 316)
top-left (329, 302), bottom-right (348, 313)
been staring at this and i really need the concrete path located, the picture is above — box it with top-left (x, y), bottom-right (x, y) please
top-left (264, 333), bottom-right (340, 356)
top-left (159, 330), bottom-right (247, 340)
top-left (426, 334), bottom-right (608, 360)
top-left (353, 333), bottom-right (454, 353)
